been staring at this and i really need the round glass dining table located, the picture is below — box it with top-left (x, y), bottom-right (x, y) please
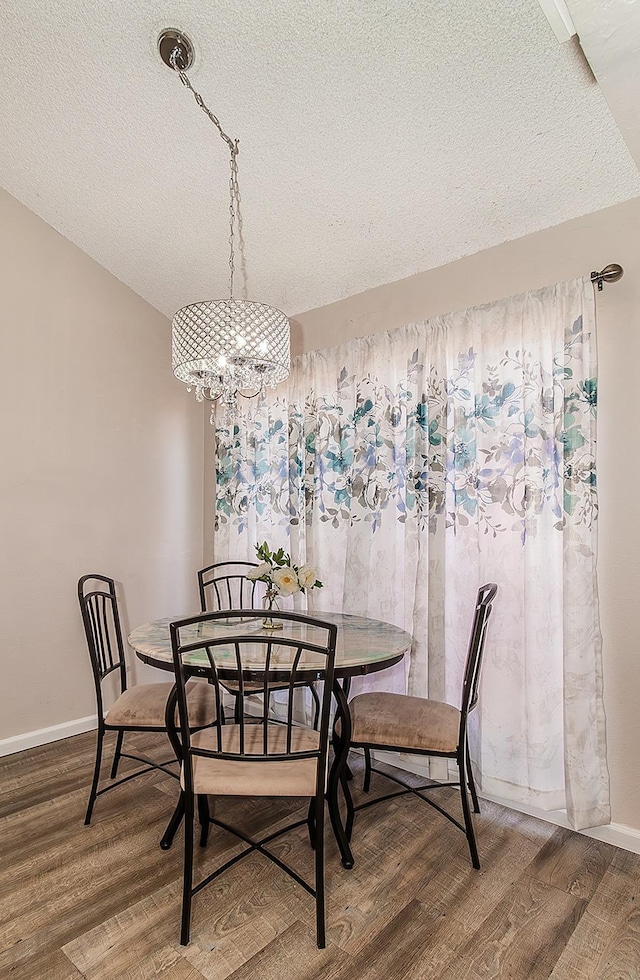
top-left (128, 610), bottom-right (413, 868)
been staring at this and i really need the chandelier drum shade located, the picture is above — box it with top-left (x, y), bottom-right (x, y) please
top-left (158, 28), bottom-right (291, 420)
top-left (172, 300), bottom-right (290, 404)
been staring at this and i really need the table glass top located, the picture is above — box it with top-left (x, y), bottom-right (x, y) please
top-left (128, 611), bottom-right (412, 674)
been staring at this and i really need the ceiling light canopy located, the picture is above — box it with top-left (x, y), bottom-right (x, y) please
top-left (158, 29), bottom-right (290, 422)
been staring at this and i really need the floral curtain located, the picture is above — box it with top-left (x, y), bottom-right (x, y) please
top-left (214, 278), bottom-right (609, 830)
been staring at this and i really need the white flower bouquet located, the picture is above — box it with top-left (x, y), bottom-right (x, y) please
top-left (247, 542), bottom-right (323, 597)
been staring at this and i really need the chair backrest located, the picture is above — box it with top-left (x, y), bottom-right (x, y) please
top-left (197, 561), bottom-right (265, 612)
top-left (460, 583), bottom-right (498, 727)
top-left (170, 609), bottom-right (337, 796)
top-left (78, 574), bottom-right (127, 715)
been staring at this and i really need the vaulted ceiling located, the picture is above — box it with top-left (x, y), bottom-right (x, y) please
top-left (1, 0), bottom-right (639, 318)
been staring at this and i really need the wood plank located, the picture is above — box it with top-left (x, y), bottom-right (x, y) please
top-left (414, 798), bottom-right (557, 932)
top-left (0, 730), bottom-right (176, 819)
top-left (438, 874), bottom-right (587, 979)
top-left (525, 826), bottom-right (616, 899)
top-left (0, 778), bottom-right (178, 888)
top-left (0, 732), bottom-right (96, 819)
top-left (323, 898), bottom-right (470, 980)
top-left (549, 849), bottom-right (640, 980)
top-left (0, 778), bottom-right (177, 910)
top-left (216, 920), bottom-right (346, 980)
top-left (0, 789), bottom-right (185, 972)
top-left (0, 948), bottom-right (86, 980)
top-left (63, 849), bottom-right (303, 980)
top-left (323, 799), bottom-right (450, 954)
top-left (62, 880), bottom-right (201, 980)
top-left (182, 852), bottom-right (306, 978)
top-left (396, 913), bottom-right (477, 980)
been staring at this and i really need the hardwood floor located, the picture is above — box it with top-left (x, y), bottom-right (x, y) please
top-left (1, 731), bottom-right (638, 979)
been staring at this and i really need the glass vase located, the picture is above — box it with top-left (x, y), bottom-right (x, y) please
top-left (262, 588), bottom-right (282, 630)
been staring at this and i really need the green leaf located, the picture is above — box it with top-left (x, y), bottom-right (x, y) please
top-left (255, 541), bottom-right (273, 564)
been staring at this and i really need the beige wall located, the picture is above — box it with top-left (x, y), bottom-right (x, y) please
top-left (288, 197), bottom-right (640, 831)
top-left (0, 190), bottom-right (205, 743)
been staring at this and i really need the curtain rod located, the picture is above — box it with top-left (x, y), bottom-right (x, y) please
top-left (591, 263), bottom-right (623, 291)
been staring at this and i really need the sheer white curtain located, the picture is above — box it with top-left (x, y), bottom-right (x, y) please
top-left (214, 278), bottom-right (609, 830)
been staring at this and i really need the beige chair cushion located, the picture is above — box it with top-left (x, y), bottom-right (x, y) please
top-left (183, 723), bottom-right (320, 797)
top-left (105, 680), bottom-right (216, 729)
top-left (348, 692), bottom-right (460, 755)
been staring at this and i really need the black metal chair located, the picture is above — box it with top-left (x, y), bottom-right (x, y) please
top-left (198, 561), bottom-right (264, 612)
top-left (78, 574), bottom-right (217, 824)
top-left (170, 608), bottom-right (337, 948)
top-left (197, 560), bottom-right (321, 727)
top-left (341, 583), bottom-right (498, 869)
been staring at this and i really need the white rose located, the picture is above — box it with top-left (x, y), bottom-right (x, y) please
top-left (272, 566), bottom-right (300, 596)
top-left (247, 562), bottom-right (271, 581)
top-left (297, 565), bottom-right (317, 589)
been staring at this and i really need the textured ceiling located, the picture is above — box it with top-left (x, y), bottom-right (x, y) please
top-left (1, 0), bottom-right (639, 318)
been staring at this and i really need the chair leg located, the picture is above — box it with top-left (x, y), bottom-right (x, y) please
top-left (309, 683), bottom-right (321, 730)
top-left (314, 791), bottom-right (326, 949)
top-left (307, 797), bottom-right (316, 849)
top-left (234, 694), bottom-right (242, 724)
top-left (197, 794), bottom-right (210, 848)
top-left (160, 792), bottom-right (185, 851)
top-left (363, 747), bottom-right (372, 793)
top-left (109, 730), bottom-right (124, 779)
top-left (343, 767), bottom-right (355, 843)
top-left (459, 752), bottom-right (480, 870)
top-left (180, 792), bottom-right (195, 945)
top-left (465, 739), bottom-right (480, 814)
top-left (84, 726), bottom-right (104, 825)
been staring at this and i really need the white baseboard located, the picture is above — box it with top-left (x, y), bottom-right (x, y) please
top-left (0, 715), bottom-right (98, 758)
top-left (371, 749), bottom-right (640, 856)
top-left (478, 791), bottom-right (640, 856)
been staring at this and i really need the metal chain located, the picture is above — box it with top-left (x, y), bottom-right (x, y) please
top-left (228, 140), bottom-right (239, 299)
top-left (170, 47), bottom-right (239, 299)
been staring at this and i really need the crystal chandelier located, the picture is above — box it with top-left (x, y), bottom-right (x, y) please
top-left (158, 29), bottom-right (290, 422)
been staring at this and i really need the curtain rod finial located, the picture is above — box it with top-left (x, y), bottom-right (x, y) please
top-left (591, 263), bottom-right (623, 291)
